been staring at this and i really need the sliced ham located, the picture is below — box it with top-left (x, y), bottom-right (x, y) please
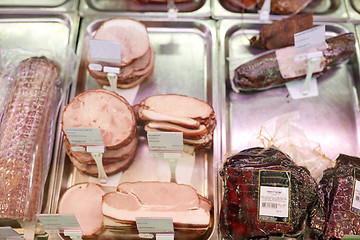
top-left (58, 183), bottom-right (105, 237)
top-left (146, 121), bottom-right (207, 139)
top-left (102, 182), bottom-right (212, 227)
top-left (62, 89), bottom-right (136, 149)
top-left (93, 18), bottom-right (149, 66)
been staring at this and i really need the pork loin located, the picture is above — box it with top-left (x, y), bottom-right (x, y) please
top-left (102, 182), bottom-right (212, 227)
top-left (58, 183), bottom-right (105, 237)
top-left (62, 89), bottom-right (136, 149)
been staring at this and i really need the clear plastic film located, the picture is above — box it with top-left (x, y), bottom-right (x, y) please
top-left (0, 47), bottom-right (75, 222)
top-left (249, 111), bottom-right (335, 182)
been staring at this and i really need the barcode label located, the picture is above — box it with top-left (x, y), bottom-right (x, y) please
top-left (352, 179), bottom-right (360, 213)
top-left (262, 202), bottom-right (277, 209)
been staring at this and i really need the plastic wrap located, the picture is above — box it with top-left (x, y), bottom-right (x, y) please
top-left (0, 48), bottom-right (76, 222)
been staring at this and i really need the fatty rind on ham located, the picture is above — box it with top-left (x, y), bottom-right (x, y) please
top-left (0, 56), bottom-right (60, 220)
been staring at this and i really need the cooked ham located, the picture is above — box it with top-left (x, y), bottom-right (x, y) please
top-left (62, 89), bottom-right (136, 149)
top-left (102, 182), bottom-right (212, 227)
top-left (58, 183), bottom-right (105, 237)
top-left (93, 18), bottom-right (149, 66)
top-left (146, 121), bottom-right (207, 139)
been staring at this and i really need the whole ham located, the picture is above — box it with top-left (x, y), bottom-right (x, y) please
top-left (0, 56), bottom-right (60, 220)
top-left (220, 147), bottom-right (325, 239)
top-left (320, 154), bottom-right (360, 239)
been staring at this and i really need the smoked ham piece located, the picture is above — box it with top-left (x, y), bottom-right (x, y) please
top-left (250, 13), bottom-right (313, 50)
top-left (0, 56), bottom-right (59, 220)
top-left (61, 89), bottom-right (138, 177)
top-left (102, 181), bottom-right (212, 227)
top-left (58, 183), bottom-right (105, 237)
top-left (136, 94), bottom-right (216, 152)
top-left (87, 18), bottom-right (155, 89)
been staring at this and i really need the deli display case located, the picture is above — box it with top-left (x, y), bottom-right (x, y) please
top-left (1, 0), bottom-right (360, 239)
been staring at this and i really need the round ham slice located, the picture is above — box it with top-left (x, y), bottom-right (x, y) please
top-left (62, 89), bottom-right (136, 149)
top-left (93, 17), bottom-right (150, 66)
top-left (58, 183), bottom-right (105, 237)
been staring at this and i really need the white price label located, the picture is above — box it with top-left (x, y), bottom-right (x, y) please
top-left (156, 233), bottom-right (175, 240)
top-left (294, 25), bottom-right (326, 53)
top-left (0, 227), bottom-right (22, 239)
top-left (147, 132), bottom-right (183, 151)
top-left (64, 127), bottom-right (104, 146)
top-left (259, 186), bottom-right (289, 220)
top-left (89, 39), bottom-right (121, 63)
top-left (352, 180), bottom-right (360, 211)
top-left (88, 63), bottom-right (102, 71)
top-left (37, 214), bottom-right (81, 233)
top-left (136, 218), bottom-right (174, 233)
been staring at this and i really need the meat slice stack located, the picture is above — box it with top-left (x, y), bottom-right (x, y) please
top-left (58, 183), bottom-right (106, 237)
top-left (61, 89), bottom-right (138, 177)
top-left (319, 154), bottom-right (360, 239)
top-left (220, 147), bottom-right (325, 239)
top-left (0, 56), bottom-right (59, 220)
top-left (102, 181), bottom-right (212, 237)
top-left (135, 94), bottom-right (216, 153)
top-left (87, 17), bottom-right (155, 89)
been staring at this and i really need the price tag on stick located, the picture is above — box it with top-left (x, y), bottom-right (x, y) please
top-left (258, 0), bottom-right (271, 22)
top-left (89, 39), bottom-right (121, 63)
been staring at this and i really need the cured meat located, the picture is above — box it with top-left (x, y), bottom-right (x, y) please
top-left (87, 18), bottom-right (155, 89)
top-left (136, 94), bottom-right (216, 151)
top-left (220, 147), bottom-right (325, 239)
top-left (233, 33), bottom-right (356, 91)
top-left (93, 18), bottom-right (149, 66)
top-left (319, 154), bottom-right (360, 239)
top-left (250, 13), bottom-right (313, 50)
top-left (58, 183), bottom-right (105, 237)
top-left (62, 89), bottom-right (136, 149)
top-left (61, 89), bottom-right (138, 177)
top-left (0, 56), bottom-right (60, 220)
top-left (258, 0), bottom-right (312, 15)
top-left (102, 181), bottom-right (212, 227)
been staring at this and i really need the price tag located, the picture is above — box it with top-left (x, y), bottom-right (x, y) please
top-left (351, 168), bottom-right (360, 215)
top-left (0, 227), bottom-right (23, 239)
top-left (37, 214), bottom-right (82, 237)
top-left (147, 132), bottom-right (183, 151)
top-left (258, 0), bottom-right (271, 22)
top-left (136, 218), bottom-right (174, 233)
top-left (64, 127), bottom-right (104, 146)
top-left (156, 233), bottom-right (175, 240)
top-left (89, 39), bottom-right (121, 63)
top-left (294, 25), bottom-right (326, 53)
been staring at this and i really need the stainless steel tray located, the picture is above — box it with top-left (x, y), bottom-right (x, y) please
top-left (0, 0), bottom-right (79, 13)
top-left (211, 0), bottom-right (349, 21)
top-left (48, 17), bottom-right (220, 240)
top-left (79, 0), bottom-right (210, 18)
top-left (217, 19), bottom-right (360, 238)
top-left (346, 0), bottom-right (360, 22)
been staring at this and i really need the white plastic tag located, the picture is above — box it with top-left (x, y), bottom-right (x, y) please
top-left (156, 233), bottom-right (175, 240)
top-left (259, 186), bottom-right (289, 219)
top-left (167, 0), bottom-right (178, 19)
top-left (89, 39), bottom-right (121, 63)
top-left (88, 63), bottom-right (102, 71)
top-left (64, 127), bottom-right (104, 146)
top-left (136, 218), bottom-right (174, 233)
top-left (258, 0), bottom-right (271, 22)
top-left (147, 132), bottom-right (183, 151)
top-left (103, 84), bottom-right (140, 105)
top-left (0, 227), bottom-right (22, 239)
top-left (286, 77), bottom-right (318, 99)
top-left (71, 146), bottom-right (86, 152)
top-left (104, 66), bottom-right (120, 74)
top-left (294, 25), bottom-right (326, 53)
top-left (302, 57), bottom-right (321, 95)
top-left (139, 233), bottom-right (155, 239)
top-left (352, 180), bottom-right (360, 211)
top-left (90, 152), bottom-right (108, 183)
top-left (37, 214), bottom-right (82, 237)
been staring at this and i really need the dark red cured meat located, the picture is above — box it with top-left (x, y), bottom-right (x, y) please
top-left (220, 147), bottom-right (325, 239)
top-left (320, 154), bottom-right (360, 239)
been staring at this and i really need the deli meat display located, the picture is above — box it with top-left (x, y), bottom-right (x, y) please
top-left (0, 0), bottom-right (360, 240)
